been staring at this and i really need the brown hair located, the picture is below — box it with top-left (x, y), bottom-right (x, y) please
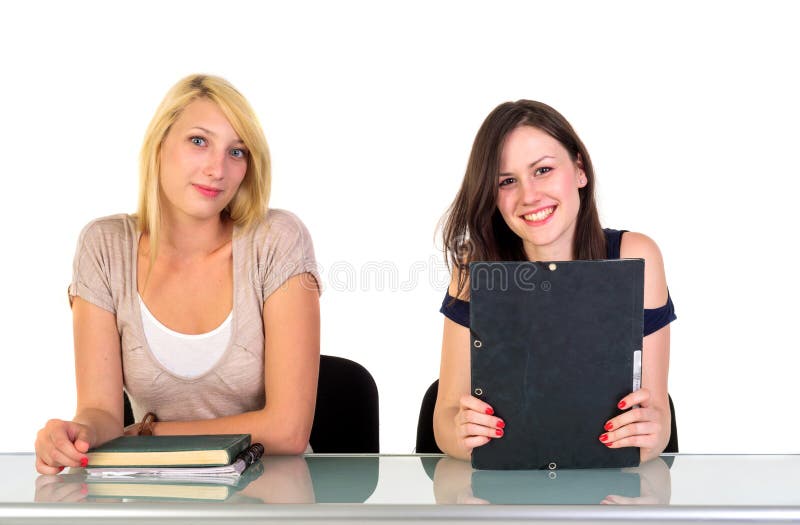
top-left (442, 100), bottom-right (605, 299)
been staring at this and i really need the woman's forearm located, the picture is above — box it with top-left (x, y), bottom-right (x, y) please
top-left (151, 407), bottom-right (311, 455)
top-left (74, 408), bottom-right (123, 447)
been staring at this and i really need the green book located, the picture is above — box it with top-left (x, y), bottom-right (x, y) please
top-left (87, 434), bottom-right (251, 468)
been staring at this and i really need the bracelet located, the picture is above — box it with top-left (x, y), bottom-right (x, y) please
top-left (138, 412), bottom-right (158, 436)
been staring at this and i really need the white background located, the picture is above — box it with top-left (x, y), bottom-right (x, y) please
top-left (1, 0), bottom-right (798, 455)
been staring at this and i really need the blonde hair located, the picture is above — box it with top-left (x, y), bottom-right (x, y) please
top-left (137, 74), bottom-right (271, 261)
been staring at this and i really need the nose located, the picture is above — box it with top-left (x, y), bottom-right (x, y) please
top-left (520, 175), bottom-right (543, 205)
top-left (204, 150), bottom-right (226, 180)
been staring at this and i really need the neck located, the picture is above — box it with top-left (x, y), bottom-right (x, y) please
top-left (158, 211), bottom-right (232, 259)
top-left (523, 232), bottom-right (574, 262)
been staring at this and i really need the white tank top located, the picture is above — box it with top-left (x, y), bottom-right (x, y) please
top-left (138, 295), bottom-right (232, 378)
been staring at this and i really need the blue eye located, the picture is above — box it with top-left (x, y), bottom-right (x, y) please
top-left (190, 136), bottom-right (206, 147)
top-left (230, 148), bottom-right (248, 159)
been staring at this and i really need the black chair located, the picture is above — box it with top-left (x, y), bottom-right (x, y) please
top-left (666, 395), bottom-right (679, 453)
top-left (123, 355), bottom-right (380, 453)
top-left (415, 380), bottom-right (443, 453)
top-left (310, 355), bottom-right (379, 453)
top-left (415, 379), bottom-right (678, 454)
top-left (123, 390), bottom-right (135, 428)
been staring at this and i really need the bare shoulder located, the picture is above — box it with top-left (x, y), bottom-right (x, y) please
top-left (619, 231), bottom-right (668, 308)
top-left (619, 232), bottom-right (662, 262)
top-left (447, 266), bottom-right (471, 301)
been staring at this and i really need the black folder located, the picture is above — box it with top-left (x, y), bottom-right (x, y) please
top-left (469, 259), bottom-right (643, 470)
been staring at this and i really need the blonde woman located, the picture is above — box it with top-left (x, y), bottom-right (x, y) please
top-left (35, 75), bottom-right (321, 474)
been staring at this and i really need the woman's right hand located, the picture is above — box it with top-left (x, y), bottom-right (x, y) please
top-left (35, 419), bottom-right (94, 474)
top-left (455, 395), bottom-right (505, 453)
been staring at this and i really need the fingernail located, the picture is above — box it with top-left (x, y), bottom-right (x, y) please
top-left (485, 407), bottom-right (494, 415)
top-left (605, 442), bottom-right (613, 447)
top-left (58, 466), bottom-right (65, 472)
top-left (495, 428), bottom-right (504, 436)
top-left (80, 457), bottom-right (88, 468)
top-left (599, 433), bottom-right (609, 442)
top-left (604, 422), bottom-right (613, 431)
top-left (618, 401), bottom-right (627, 409)
top-left (80, 485), bottom-right (88, 495)
top-left (497, 420), bottom-right (505, 429)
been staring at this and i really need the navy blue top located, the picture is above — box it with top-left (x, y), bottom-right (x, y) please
top-left (440, 229), bottom-right (676, 337)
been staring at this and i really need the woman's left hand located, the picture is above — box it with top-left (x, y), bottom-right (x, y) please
top-left (599, 388), bottom-right (664, 459)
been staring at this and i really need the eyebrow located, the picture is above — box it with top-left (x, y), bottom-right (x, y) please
top-left (499, 155), bottom-right (556, 177)
top-left (190, 127), bottom-right (245, 145)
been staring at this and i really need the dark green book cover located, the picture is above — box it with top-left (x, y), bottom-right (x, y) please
top-left (87, 434), bottom-right (251, 467)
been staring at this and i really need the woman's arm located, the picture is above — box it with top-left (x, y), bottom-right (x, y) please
top-left (434, 273), bottom-right (504, 460)
top-left (35, 297), bottom-right (125, 473)
top-left (152, 272), bottom-right (320, 455)
top-left (73, 297), bottom-right (126, 441)
top-left (602, 232), bottom-right (672, 462)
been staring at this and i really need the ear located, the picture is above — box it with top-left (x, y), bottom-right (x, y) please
top-left (577, 169), bottom-right (587, 188)
top-left (574, 153), bottom-right (587, 188)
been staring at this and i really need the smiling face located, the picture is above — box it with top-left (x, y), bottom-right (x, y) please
top-left (496, 125), bottom-right (587, 261)
top-left (158, 97), bottom-right (249, 225)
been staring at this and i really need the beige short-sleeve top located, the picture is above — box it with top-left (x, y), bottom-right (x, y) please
top-left (67, 209), bottom-right (320, 422)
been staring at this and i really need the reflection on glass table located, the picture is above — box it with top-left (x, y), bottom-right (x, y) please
top-left (6, 454), bottom-right (800, 524)
top-left (33, 455), bottom-right (379, 504)
top-left (426, 455), bottom-right (672, 505)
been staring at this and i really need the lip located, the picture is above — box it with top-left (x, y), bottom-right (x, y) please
top-left (193, 184), bottom-right (223, 198)
top-left (520, 205), bottom-right (556, 226)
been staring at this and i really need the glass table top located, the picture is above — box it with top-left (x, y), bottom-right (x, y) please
top-left (1, 454), bottom-right (799, 523)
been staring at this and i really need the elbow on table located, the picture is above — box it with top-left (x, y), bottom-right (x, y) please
top-left (265, 422), bottom-right (311, 455)
top-left (282, 433), bottom-right (311, 456)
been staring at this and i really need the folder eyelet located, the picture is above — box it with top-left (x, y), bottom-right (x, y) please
top-left (474, 388), bottom-right (483, 396)
top-left (473, 340), bottom-right (482, 348)
top-left (548, 462), bottom-right (557, 470)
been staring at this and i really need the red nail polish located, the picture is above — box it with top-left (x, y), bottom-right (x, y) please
top-left (485, 407), bottom-right (494, 415)
top-left (57, 466), bottom-right (65, 472)
top-left (604, 422), bottom-right (613, 431)
top-left (80, 457), bottom-right (88, 468)
top-left (618, 400), bottom-right (626, 409)
top-left (495, 428), bottom-right (504, 436)
top-left (599, 433), bottom-right (608, 442)
top-left (605, 442), bottom-right (613, 447)
top-left (497, 420), bottom-right (505, 429)
top-left (80, 485), bottom-right (88, 495)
